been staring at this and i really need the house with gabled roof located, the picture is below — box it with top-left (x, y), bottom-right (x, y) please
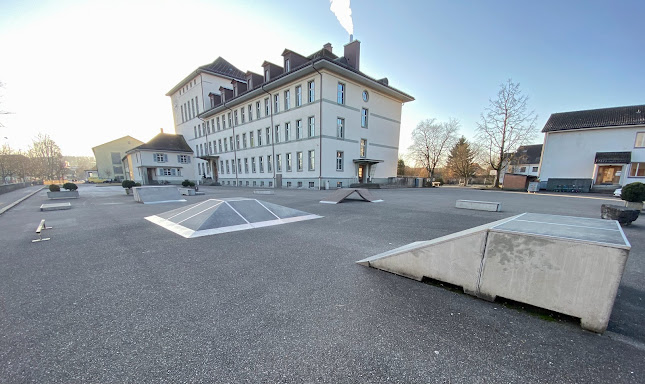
top-left (122, 130), bottom-right (195, 185)
top-left (91, 135), bottom-right (144, 182)
top-left (539, 104), bottom-right (645, 192)
top-left (499, 144), bottom-right (543, 184)
top-left (166, 39), bottom-right (414, 189)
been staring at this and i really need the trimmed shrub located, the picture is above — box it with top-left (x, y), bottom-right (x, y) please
top-left (134, 182), bottom-right (141, 187)
top-left (62, 182), bottom-right (78, 191)
top-left (621, 182), bottom-right (645, 203)
top-left (182, 179), bottom-right (196, 187)
top-left (122, 180), bottom-right (136, 189)
top-left (49, 184), bottom-right (61, 192)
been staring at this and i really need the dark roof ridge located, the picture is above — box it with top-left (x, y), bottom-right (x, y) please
top-left (543, 104), bottom-right (645, 133)
top-left (129, 133), bottom-right (193, 153)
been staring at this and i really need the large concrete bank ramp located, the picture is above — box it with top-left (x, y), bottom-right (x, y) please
top-left (357, 213), bottom-right (631, 333)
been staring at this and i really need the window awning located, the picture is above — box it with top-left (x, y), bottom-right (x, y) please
top-left (594, 152), bottom-right (631, 164)
top-left (198, 155), bottom-right (220, 160)
top-left (352, 158), bottom-right (384, 164)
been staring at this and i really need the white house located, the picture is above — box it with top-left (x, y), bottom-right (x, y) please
top-left (166, 40), bottom-right (414, 188)
top-left (499, 144), bottom-right (542, 184)
top-left (539, 104), bottom-right (645, 192)
top-left (122, 131), bottom-right (195, 185)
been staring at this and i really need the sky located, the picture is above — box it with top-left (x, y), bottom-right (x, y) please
top-left (0, 0), bottom-right (643, 157)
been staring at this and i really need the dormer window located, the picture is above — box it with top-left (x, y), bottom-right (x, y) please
top-left (285, 58), bottom-right (290, 72)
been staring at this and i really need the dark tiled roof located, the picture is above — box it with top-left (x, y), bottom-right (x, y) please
top-left (307, 48), bottom-right (338, 60)
top-left (198, 57), bottom-right (246, 81)
top-left (542, 104), bottom-right (645, 132)
top-left (131, 133), bottom-right (193, 153)
top-left (511, 144), bottom-right (543, 165)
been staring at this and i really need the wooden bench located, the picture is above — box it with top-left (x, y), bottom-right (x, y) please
top-left (32, 219), bottom-right (52, 243)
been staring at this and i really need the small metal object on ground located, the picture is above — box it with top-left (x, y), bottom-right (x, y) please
top-left (40, 202), bottom-right (71, 211)
top-left (32, 219), bottom-right (52, 242)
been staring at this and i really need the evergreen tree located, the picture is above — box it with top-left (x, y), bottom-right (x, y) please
top-left (447, 136), bottom-right (477, 186)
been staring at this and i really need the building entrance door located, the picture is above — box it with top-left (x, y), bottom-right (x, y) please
top-left (358, 164), bottom-right (366, 183)
top-left (595, 165), bottom-right (622, 185)
top-left (146, 168), bottom-right (155, 185)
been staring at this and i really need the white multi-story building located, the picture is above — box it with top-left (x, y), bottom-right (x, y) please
top-left (166, 41), bottom-right (414, 188)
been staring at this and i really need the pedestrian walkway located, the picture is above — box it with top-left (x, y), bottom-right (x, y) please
top-left (0, 185), bottom-right (45, 215)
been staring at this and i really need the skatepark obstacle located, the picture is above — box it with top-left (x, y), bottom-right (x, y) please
top-left (320, 188), bottom-right (383, 204)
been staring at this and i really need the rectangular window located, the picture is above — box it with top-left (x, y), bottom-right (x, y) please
top-left (308, 150), bottom-right (315, 171)
top-left (308, 80), bottom-right (315, 102)
top-left (630, 163), bottom-right (645, 177)
top-left (229, 137), bottom-right (233, 151)
top-left (261, 181), bottom-right (265, 186)
top-left (250, 131), bottom-right (255, 147)
top-left (336, 151), bottom-right (343, 171)
top-left (199, 144), bottom-right (203, 156)
top-left (248, 105), bottom-right (253, 121)
top-left (222, 115), bottom-right (226, 130)
top-left (276, 154), bottom-right (282, 172)
top-left (274, 94), bottom-right (280, 113)
top-left (191, 99), bottom-right (195, 118)
top-left (181, 105), bottom-right (185, 123)
top-left (218, 139), bottom-right (223, 153)
top-left (220, 160), bottom-right (224, 173)
top-left (154, 153), bottom-right (166, 162)
top-left (635, 132), bottom-right (645, 147)
top-left (361, 108), bottom-right (368, 128)
top-left (284, 90), bottom-right (290, 110)
top-left (253, 181), bottom-right (256, 187)
top-left (234, 110), bottom-right (239, 125)
top-left (285, 122), bottom-right (291, 142)
top-left (207, 120), bottom-right (211, 134)
top-left (224, 139), bottom-right (228, 152)
top-left (264, 69), bottom-right (269, 82)
top-left (297, 152), bottom-right (303, 171)
top-left (194, 127), bottom-right (197, 138)
top-left (241, 108), bottom-right (245, 124)
top-left (251, 157), bottom-right (256, 173)
top-left (337, 182), bottom-right (343, 188)
top-left (256, 101), bottom-right (261, 119)
top-left (269, 181), bottom-right (273, 187)
top-left (360, 139), bottom-right (367, 158)
top-left (265, 98), bottom-right (270, 116)
top-left (178, 155), bottom-right (189, 164)
top-left (337, 83), bottom-right (345, 104)
top-left (244, 158), bottom-right (249, 173)
top-left (308, 116), bottom-right (315, 137)
top-left (520, 166), bottom-right (527, 172)
top-left (296, 85), bottom-right (302, 107)
top-left (296, 120), bottom-right (302, 139)
top-left (237, 159), bottom-right (242, 174)
top-left (228, 113), bottom-right (232, 127)
top-left (208, 142), bottom-right (213, 154)
top-left (266, 127), bottom-right (271, 145)
top-left (236, 135), bottom-right (240, 150)
top-left (275, 125), bottom-right (281, 143)
top-left (285, 58), bottom-right (290, 72)
top-left (286, 153), bottom-right (292, 172)
top-left (287, 181), bottom-right (292, 188)
top-left (217, 117), bottom-right (221, 130)
top-left (268, 155), bottom-right (273, 172)
top-left (242, 133), bottom-right (247, 149)
top-left (226, 160), bottom-right (230, 174)
top-left (309, 181), bottom-right (314, 188)
top-left (259, 156), bottom-right (264, 173)
top-left (532, 166), bottom-right (539, 172)
top-left (337, 118), bottom-right (345, 139)
top-left (257, 129), bottom-right (262, 146)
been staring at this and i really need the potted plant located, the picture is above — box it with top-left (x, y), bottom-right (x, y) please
top-left (621, 182), bottom-right (645, 210)
top-left (122, 180), bottom-right (136, 195)
top-left (180, 179), bottom-right (196, 196)
top-left (47, 183), bottom-right (79, 199)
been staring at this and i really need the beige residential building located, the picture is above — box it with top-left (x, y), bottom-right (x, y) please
top-left (91, 136), bottom-right (144, 181)
top-left (166, 40), bottom-right (414, 188)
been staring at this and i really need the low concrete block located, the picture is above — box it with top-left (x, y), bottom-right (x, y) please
top-left (133, 186), bottom-right (186, 204)
top-left (601, 204), bottom-right (639, 225)
top-left (40, 202), bottom-right (71, 211)
top-left (179, 188), bottom-right (196, 196)
top-left (253, 190), bottom-right (275, 195)
top-left (47, 190), bottom-right (79, 199)
top-left (455, 200), bottom-right (501, 212)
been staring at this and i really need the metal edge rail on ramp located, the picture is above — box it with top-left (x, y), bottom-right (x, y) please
top-left (320, 188), bottom-right (383, 204)
top-left (357, 213), bottom-right (631, 333)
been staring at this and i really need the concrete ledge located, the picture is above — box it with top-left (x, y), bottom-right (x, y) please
top-left (253, 190), bottom-right (275, 195)
top-left (179, 188), bottom-right (196, 196)
top-left (133, 186), bottom-right (186, 204)
top-left (47, 190), bottom-right (79, 199)
top-left (40, 202), bottom-right (71, 211)
top-left (456, 199), bottom-right (501, 212)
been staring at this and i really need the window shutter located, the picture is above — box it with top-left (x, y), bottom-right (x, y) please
top-left (158, 168), bottom-right (163, 176)
top-left (177, 155), bottom-right (181, 162)
top-left (178, 169), bottom-right (181, 176)
top-left (164, 154), bottom-right (168, 162)
top-left (187, 156), bottom-right (191, 163)
top-left (153, 153), bottom-right (157, 162)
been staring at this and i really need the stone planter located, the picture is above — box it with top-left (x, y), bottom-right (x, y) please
top-left (601, 204), bottom-right (639, 226)
top-left (47, 190), bottom-right (79, 199)
top-left (624, 201), bottom-right (643, 211)
top-left (125, 188), bottom-right (132, 195)
top-left (179, 187), bottom-right (196, 196)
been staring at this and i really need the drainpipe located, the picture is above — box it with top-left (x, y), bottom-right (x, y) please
top-left (224, 103), bottom-right (238, 187)
top-left (261, 84), bottom-right (276, 187)
top-left (312, 60), bottom-right (323, 190)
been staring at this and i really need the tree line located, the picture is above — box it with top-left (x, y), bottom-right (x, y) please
top-left (1, 133), bottom-right (71, 183)
top-left (404, 79), bottom-right (538, 187)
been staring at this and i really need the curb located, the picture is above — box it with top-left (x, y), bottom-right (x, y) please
top-left (0, 187), bottom-right (45, 216)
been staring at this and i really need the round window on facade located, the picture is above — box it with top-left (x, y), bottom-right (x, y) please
top-left (362, 90), bottom-right (369, 102)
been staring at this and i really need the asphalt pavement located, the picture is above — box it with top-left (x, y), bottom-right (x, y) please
top-left (0, 184), bottom-right (643, 383)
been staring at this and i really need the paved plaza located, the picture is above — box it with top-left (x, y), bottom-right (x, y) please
top-left (1, 184), bottom-right (644, 383)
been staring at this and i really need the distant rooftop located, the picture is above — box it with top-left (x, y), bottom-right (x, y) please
top-left (129, 132), bottom-right (192, 153)
top-left (543, 104), bottom-right (645, 133)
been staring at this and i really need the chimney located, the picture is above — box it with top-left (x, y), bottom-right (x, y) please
top-left (160, 128), bottom-right (164, 133)
top-left (323, 43), bottom-right (333, 54)
top-left (343, 39), bottom-right (360, 71)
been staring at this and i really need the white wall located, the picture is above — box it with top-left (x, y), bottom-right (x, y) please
top-left (124, 150), bottom-right (195, 185)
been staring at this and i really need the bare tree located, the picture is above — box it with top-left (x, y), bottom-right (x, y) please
top-left (28, 133), bottom-right (64, 180)
top-left (476, 79), bottom-right (538, 188)
top-left (0, 82), bottom-right (12, 129)
top-left (408, 118), bottom-right (460, 182)
top-left (447, 137), bottom-right (477, 186)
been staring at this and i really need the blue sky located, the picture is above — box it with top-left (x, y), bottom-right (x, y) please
top-left (0, 0), bottom-right (643, 156)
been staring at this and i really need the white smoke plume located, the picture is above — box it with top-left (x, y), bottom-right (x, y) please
top-left (329, 0), bottom-right (354, 35)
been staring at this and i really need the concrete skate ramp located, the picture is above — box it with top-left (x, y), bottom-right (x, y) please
top-left (145, 198), bottom-right (321, 238)
top-left (320, 188), bottom-right (383, 204)
top-left (133, 186), bottom-right (186, 204)
top-left (357, 213), bottom-right (631, 333)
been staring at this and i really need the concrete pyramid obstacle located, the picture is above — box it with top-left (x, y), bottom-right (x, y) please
top-left (357, 213), bottom-right (631, 333)
top-left (320, 188), bottom-right (383, 204)
top-left (145, 198), bottom-right (321, 238)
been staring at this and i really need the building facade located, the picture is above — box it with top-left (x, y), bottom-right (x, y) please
top-left (166, 41), bottom-right (414, 188)
top-left (91, 136), bottom-right (144, 181)
top-left (539, 104), bottom-right (645, 191)
top-left (122, 132), bottom-right (195, 185)
top-left (499, 144), bottom-right (542, 184)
